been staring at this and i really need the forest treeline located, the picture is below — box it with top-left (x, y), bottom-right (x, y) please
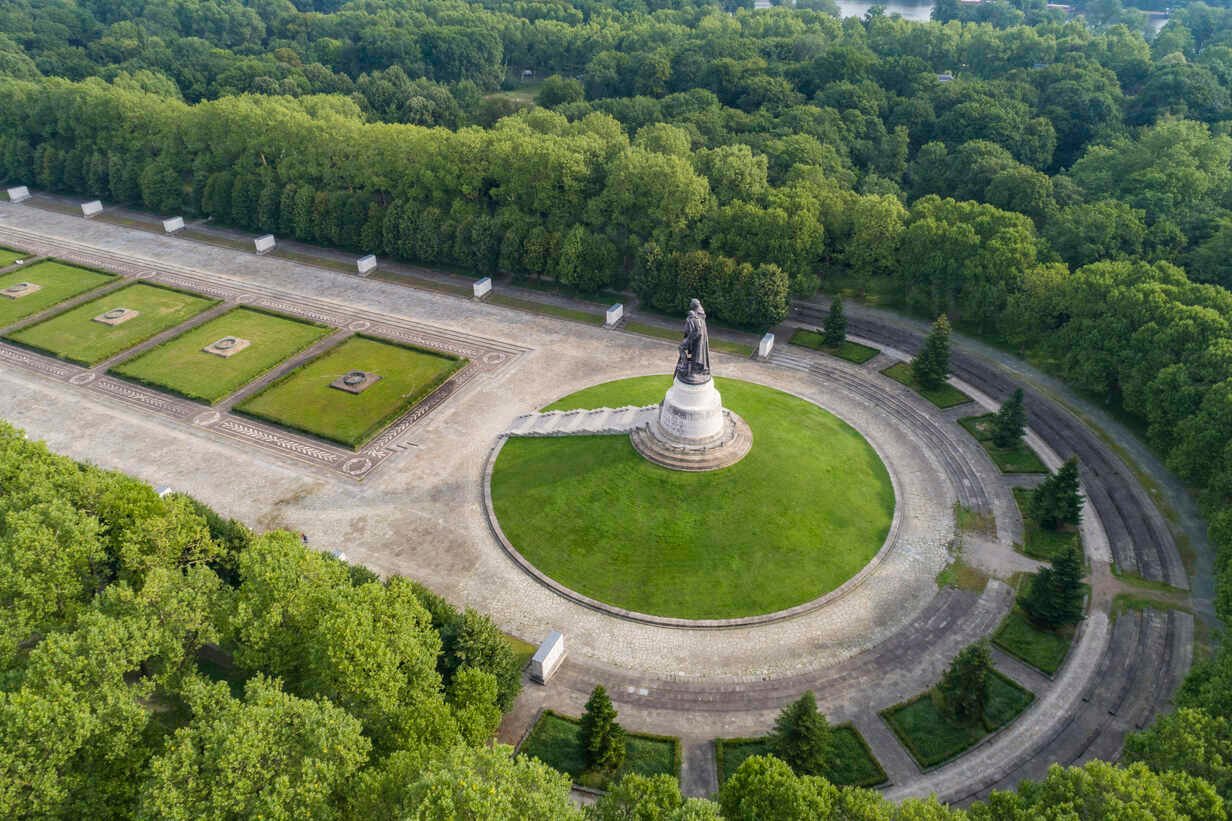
top-left (1, 423), bottom-right (1226, 818)
top-left (5, 0), bottom-right (1232, 815)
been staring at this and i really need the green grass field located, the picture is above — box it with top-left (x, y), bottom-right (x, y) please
top-left (0, 246), bottom-right (26, 267)
top-left (717, 725), bottom-right (886, 787)
top-left (993, 608), bottom-right (1074, 676)
top-left (519, 711), bottom-right (679, 790)
top-left (0, 260), bottom-right (115, 328)
top-left (491, 376), bottom-right (895, 619)
top-left (1012, 487), bottom-right (1081, 560)
top-left (959, 414), bottom-right (1048, 473)
top-left (236, 335), bottom-right (464, 448)
top-left (5, 282), bottom-right (215, 366)
top-left (882, 361), bottom-right (973, 409)
top-left (789, 329), bottom-right (880, 364)
top-left (882, 671), bottom-right (1034, 768)
top-left (111, 308), bottom-right (331, 404)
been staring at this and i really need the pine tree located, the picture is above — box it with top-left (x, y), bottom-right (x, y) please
top-left (822, 296), bottom-right (847, 346)
top-left (1031, 458), bottom-right (1083, 530)
top-left (579, 685), bottom-right (626, 773)
top-left (768, 691), bottom-right (832, 776)
top-left (912, 314), bottom-right (951, 391)
top-left (1021, 544), bottom-right (1085, 629)
top-left (939, 642), bottom-right (992, 724)
top-left (992, 388), bottom-right (1027, 449)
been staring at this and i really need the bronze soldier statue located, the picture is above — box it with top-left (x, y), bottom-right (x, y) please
top-left (674, 298), bottom-right (711, 384)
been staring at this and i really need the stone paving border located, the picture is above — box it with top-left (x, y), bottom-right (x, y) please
top-left (0, 225), bottom-right (528, 481)
top-left (482, 381), bottom-right (907, 629)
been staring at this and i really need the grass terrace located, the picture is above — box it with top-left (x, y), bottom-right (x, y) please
top-left (0, 260), bottom-right (115, 328)
top-left (1012, 487), bottom-right (1081, 560)
top-left (111, 307), bottom-right (332, 404)
top-left (993, 608), bottom-right (1075, 676)
top-left (236, 334), bottom-right (464, 448)
top-left (518, 710), bottom-right (679, 790)
top-left (5, 282), bottom-right (215, 366)
top-left (959, 414), bottom-right (1048, 473)
top-left (716, 725), bottom-right (886, 788)
top-left (882, 361), bottom-right (973, 409)
top-left (0, 246), bottom-right (26, 267)
top-left (789, 329), bottom-right (880, 364)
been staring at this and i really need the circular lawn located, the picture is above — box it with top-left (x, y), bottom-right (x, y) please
top-left (489, 376), bottom-right (896, 620)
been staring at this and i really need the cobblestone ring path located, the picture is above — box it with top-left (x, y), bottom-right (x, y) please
top-left (0, 203), bottom-right (1194, 804)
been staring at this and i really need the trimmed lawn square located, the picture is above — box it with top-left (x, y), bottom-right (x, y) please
top-left (790, 329), bottom-right (880, 364)
top-left (236, 335), bottom-right (464, 448)
top-left (717, 725), bottom-right (886, 787)
top-left (994, 607), bottom-right (1075, 676)
top-left (0, 246), bottom-right (26, 267)
top-left (882, 361), bottom-right (972, 409)
top-left (882, 671), bottom-right (1034, 769)
top-left (5, 282), bottom-right (216, 366)
top-left (0, 260), bottom-right (116, 328)
top-left (959, 414), bottom-right (1047, 473)
top-left (111, 308), bottom-right (331, 404)
top-left (518, 710), bottom-right (679, 790)
top-left (1013, 487), bottom-right (1081, 560)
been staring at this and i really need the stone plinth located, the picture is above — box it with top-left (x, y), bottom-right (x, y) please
top-left (330, 369), bottom-right (381, 394)
top-left (163, 216), bottom-right (185, 233)
top-left (605, 303), bottom-right (624, 327)
top-left (357, 254), bottom-right (377, 275)
top-left (93, 307), bottom-right (139, 325)
top-left (531, 630), bottom-right (566, 684)
top-left (6, 186), bottom-right (30, 203)
top-left (473, 277), bottom-right (492, 299)
top-left (758, 332), bottom-right (775, 359)
top-left (631, 377), bottom-right (752, 471)
top-left (81, 200), bottom-right (103, 218)
top-left (1, 282), bottom-right (40, 300)
top-left (254, 234), bottom-right (276, 254)
top-left (202, 336), bottom-right (251, 358)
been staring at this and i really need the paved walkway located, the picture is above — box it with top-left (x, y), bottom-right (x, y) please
top-left (0, 200), bottom-right (1195, 804)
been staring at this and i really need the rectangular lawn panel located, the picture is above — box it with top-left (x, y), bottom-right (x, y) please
top-left (883, 673), bottom-right (1035, 768)
top-left (111, 307), bottom-right (331, 404)
top-left (994, 607), bottom-right (1074, 675)
top-left (0, 246), bottom-right (26, 267)
top-left (790, 329), bottom-right (880, 364)
top-left (717, 726), bottom-right (885, 787)
top-left (5, 282), bottom-right (215, 366)
top-left (236, 335), bottom-right (464, 448)
top-left (518, 710), bottom-right (679, 790)
top-left (0, 260), bottom-right (116, 328)
top-left (959, 414), bottom-right (1047, 473)
top-left (882, 361), bottom-right (972, 409)
top-left (1013, 487), bottom-right (1081, 560)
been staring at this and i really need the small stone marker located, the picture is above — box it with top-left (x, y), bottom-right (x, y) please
top-left (605, 303), bottom-right (624, 327)
top-left (356, 254), bottom-right (377, 276)
top-left (530, 630), bottom-right (566, 684)
top-left (758, 332), bottom-right (775, 359)
top-left (202, 336), bottom-right (251, 358)
top-left (93, 307), bottom-right (140, 326)
top-left (254, 234), bottom-right (276, 255)
top-left (81, 200), bottom-right (103, 218)
top-left (6, 186), bottom-right (30, 203)
top-left (163, 216), bottom-right (185, 233)
top-left (330, 369), bottom-right (381, 394)
top-left (473, 277), bottom-right (492, 299)
top-left (1, 281), bottom-right (40, 300)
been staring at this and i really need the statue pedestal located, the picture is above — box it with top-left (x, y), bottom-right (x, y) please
top-left (631, 377), bottom-right (752, 471)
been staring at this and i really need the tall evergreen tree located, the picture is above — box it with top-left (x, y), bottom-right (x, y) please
top-left (579, 685), bottom-right (626, 773)
top-left (992, 388), bottom-right (1027, 448)
top-left (822, 296), bottom-right (847, 346)
top-left (1031, 458), bottom-right (1083, 530)
top-left (768, 691), bottom-right (832, 776)
top-left (913, 314), bottom-right (951, 390)
top-left (1021, 544), bottom-right (1085, 629)
top-left (939, 642), bottom-right (991, 724)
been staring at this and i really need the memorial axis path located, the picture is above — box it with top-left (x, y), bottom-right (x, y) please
top-left (0, 202), bottom-right (1196, 804)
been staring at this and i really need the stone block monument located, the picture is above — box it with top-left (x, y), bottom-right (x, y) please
top-left (356, 255), bottom-right (377, 275)
top-left (758, 332), bottom-right (775, 359)
top-left (605, 303), bottom-right (624, 327)
top-left (163, 216), bottom-right (185, 233)
top-left (630, 299), bottom-right (752, 471)
top-left (530, 631), bottom-right (566, 684)
top-left (81, 200), bottom-right (103, 218)
top-left (473, 277), bottom-right (492, 299)
top-left (254, 234), bottom-right (276, 255)
top-left (6, 186), bottom-right (30, 203)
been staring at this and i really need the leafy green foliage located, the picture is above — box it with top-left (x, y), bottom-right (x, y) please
top-left (992, 389), bottom-right (1027, 449)
top-left (912, 315), bottom-right (952, 391)
top-left (1030, 459), bottom-right (1084, 530)
top-left (822, 296), bottom-right (847, 346)
top-left (939, 642), bottom-right (992, 725)
top-left (1020, 546), bottom-right (1086, 630)
top-left (769, 692), bottom-right (833, 777)
top-left (581, 686), bottom-right (627, 774)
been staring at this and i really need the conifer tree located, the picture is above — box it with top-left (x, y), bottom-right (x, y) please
top-left (1021, 544), bottom-right (1085, 629)
top-left (912, 314), bottom-right (951, 390)
top-left (822, 296), bottom-right (847, 346)
top-left (992, 388), bottom-right (1027, 448)
top-left (1031, 458), bottom-right (1083, 530)
top-left (939, 642), bottom-right (991, 724)
top-left (580, 685), bottom-right (626, 773)
top-left (768, 691), bottom-right (832, 776)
